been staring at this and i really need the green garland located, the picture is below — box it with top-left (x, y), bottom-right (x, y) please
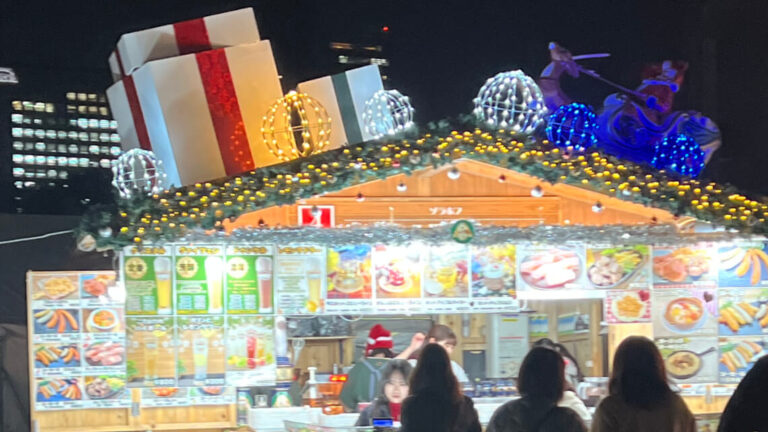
top-left (78, 123), bottom-right (768, 249)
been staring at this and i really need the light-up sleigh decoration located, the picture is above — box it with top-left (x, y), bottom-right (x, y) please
top-left (539, 42), bottom-right (721, 177)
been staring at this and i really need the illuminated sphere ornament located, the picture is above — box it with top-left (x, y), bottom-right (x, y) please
top-left (363, 89), bottom-right (415, 138)
top-left (262, 91), bottom-right (331, 162)
top-left (473, 70), bottom-right (546, 133)
top-left (545, 103), bottom-right (598, 152)
top-left (111, 149), bottom-right (166, 199)
top-left (651, 134), bottom-right (705, 178)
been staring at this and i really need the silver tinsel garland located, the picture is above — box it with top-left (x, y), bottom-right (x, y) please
top-left (157, 222), bottom-right (761, 247)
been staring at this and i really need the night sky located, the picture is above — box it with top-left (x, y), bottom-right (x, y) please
top-left (1, 0), bottom-right (767, 193)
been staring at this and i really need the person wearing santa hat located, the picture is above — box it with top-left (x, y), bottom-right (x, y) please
top-left (341, 324), bottom-right (398, 411)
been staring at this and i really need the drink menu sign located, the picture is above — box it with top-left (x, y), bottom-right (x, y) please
top-left (326, 245), bottom-right (374, 314)
top-left (175, 246), bottom-right (224, 315)
top-left (29, 271), bottom-right (129, 411)
top-left (275, 245), bottom-right (327, 314)
top-left (422, 244), bottom-right (472, 313)
top-left (123, 246), bottom-right (173, 315)
top-left (225, 245), bottom-right (274, 314)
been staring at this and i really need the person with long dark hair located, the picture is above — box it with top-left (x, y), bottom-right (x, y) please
top-left (355, 360), bottom-right (412, 426)
top-left (592, 336), bottom-right (695, 432)
top-left (717, 355), bottom-right (768, 432)
top-left (486, 347), bottom-right (586, 432)
top-left (400, 344), bottom-right (481, 432)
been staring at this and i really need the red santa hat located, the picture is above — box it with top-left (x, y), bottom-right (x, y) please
top-left (366, 324), bottom-right (393, 355)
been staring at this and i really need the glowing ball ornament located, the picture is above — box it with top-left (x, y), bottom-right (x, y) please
top-left (651, 134), bottom-right (705, 178)
top-left (262, 91), bottom-right (331, 162)
top-left (545, 103), bottom-right (598, 152)
top-left (473, 70), bottom-right (546, 133)
top-left (363, 89), bottom-right (415, 139)
top-left (111, 148), bottom-right (166, 199)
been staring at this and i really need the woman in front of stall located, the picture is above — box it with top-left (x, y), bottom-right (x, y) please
top-left (400, 344), bottom-right (481, 432)
top-left (591, 336), bottom-right (695, 432)
top-left (355, 360), bottom-right (412, 426)
top-left (486, 346), bottom-right (586, 432)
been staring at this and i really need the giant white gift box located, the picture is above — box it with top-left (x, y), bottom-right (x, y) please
top-left (107, 40), bottom-right (283, 187)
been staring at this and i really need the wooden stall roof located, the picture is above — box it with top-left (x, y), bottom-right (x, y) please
top-left (226, 159), bottom-right (676, 230)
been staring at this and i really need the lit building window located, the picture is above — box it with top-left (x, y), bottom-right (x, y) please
top-left (109, 120), bottom-right (118, 129)
top-left (99, 159), bottom-right (112, 168)
top-left (11, 113), bottom-right (23, 124)
top-left (46, 156), bottom-right (56, 166)
top-left (35, 155), bottom-right (46, 165)
top-left (78, 106), bottom-right (87, 114)
top-left (99, 120), bottom-right (110, 129)
top-left (23, 101), bottom-right (34, 110)
top-left (12, 154), bottom-right (23, 164)
top-left (99, 133), bottom-right (110, 142)
top-left (59, 171), bottom-right (68, 179)
top-left (57, 131), bottom-right (67, 139)
top-left (80, 145), bottom-right (89, 154)
top-left (34, 102), bottom-right (45, 112)
top-left (68, 131), bottom-right (77, 140)
top-left (110, 134), bottom-right (120, 143)
top-left (45, 130), bottom-right (56, 139)
top-left (89, 145), bottom-right (100, 154)
top-left (78, 132), bottom-right (88, 141)
top-left (110, 146), bottom-right (122, 156)
top-left (11, 100), bottom-right (22, 110)
top-left (68, 144), bottom-right (78, 153)
top-left (88, 106), bottom-right (98, 114)
top-left (79, 158), bottom-right (89, 167)
top-left (77, 93), bottom-right (87, 101)
top-left (77, 118), bottom-right (88, 128)
top-left (12, 141), bottom-right (23, 151)
top-left (90, 132), bottom-right (99, 142)
top-left (67, 105), bottom-right (77, 114)
top-left (12, 127), bottom-right (22, 137)
top-left (23, 155), bottom-right (35, 165)
top-left (24, 128), bottom-right (34, 137)
top-left (45, 103), bottom-right (55, 113)
top-left (57, 157), bottom-right (67, 166)
top-left (47, 169), bottom-right (58, 178)
top-left (99, 107), bottom-right (109, 116)
top-left (34, 142), bottom-right (46, 152)
top-left (68, 157), bottom-right (78, 166)
top-left (13, 168), bottom-right (25, 178)
top-left (57, 144), bottom-right (67, 153)
top-left (24, 143), bottom-right (34, 151)
top-left (89, 119), bottom-right (99, 128)
top-left (34, 129), bottom-right (45, 139)
top-left (66, 92), bottom-right (76, 101)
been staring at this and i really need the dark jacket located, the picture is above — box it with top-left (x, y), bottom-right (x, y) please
top-left (400, 392), bottom-right (481, 432)
top-left (355, 397), bottom-right (392, 426)
top-left (486, 397), bottom-right (586, 432)
top-left (717, 356), bottom-right (768, 432)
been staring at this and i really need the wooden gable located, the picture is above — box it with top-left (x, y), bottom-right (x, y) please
top-left (225, 159), bottom-right (675, 230)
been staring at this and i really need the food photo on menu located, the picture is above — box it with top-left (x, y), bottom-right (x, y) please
top-left (373, 244), bottom-right (422, 298)
top-left (82, 308), bottom-right (124, 333)
top-left (33, 309), bottom-right (80, 334)
top-left (80, 273), bottom-right (117, 302)
top-left (517, 246), bottom-right (585, 290)
top-left (718, 243), bottom-right (768, 286)
top-left (31, 275), bottom-right (80, 301)
top-left (605, 290), bottom-right (651, 323)
top-left (33, 343), bottom-right (81, 369)
top-left (83, 341), bottom-right (126, 367)
top-left (327, 245), bottom-right (372, 299)
top-left (655, 337), bottom-right (718, 383)
top-left (423, 245), bottom-right (469, 298)
top-left (718, 337), bottom-right (768, 383)
top-left (36, 378), bottom-right (82, 403)
top-left (652, 289), bottom-right (717, 338)
top-left (587, 245), bottom-right (650, 289)
top-left (471, 244), bottom-right (516, 298)
top-left (83, 375), bottom-right (126, 401)
top-left (718, 288), bottom-right (768, 335)
top-left (653, 246), bottom-right (717, 285)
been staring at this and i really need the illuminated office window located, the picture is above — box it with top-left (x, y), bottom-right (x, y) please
top-left (12, 154), bottom-right (23, 164)
top-left (110, 146), bottom-right (121, 156)
top-left (45, 130), bottom-right (56, 139)
top-left (45, 103), bottom-right (55, 113)
top-left (99, 107), bottom-right (109, 116)
top-left (11, 100), bottom-right (22, 110)
top-left (66, 92), bottom-right (76, 101)
top-left (11, 113), bottom-right (23, 124)
top-left (68, 131), bottom-right (77, 140)
top-left (79, 158), bottom-right (89, 167)
top-left (89, 145), bottom-right (100, 154)
top-left (57, 144), bottom-right (67, 153)
top-left (67, 157), bottom-right (78, 167)
top-left (34, 129), bottom-right (45, 139)
top-left (90, 132), bottom-right (99, 142)
top-left (12, 141), bottom-right (23, 151)
top-left (77, 118), bottom-right (88, 128)
top-left (34, 142), bottom-right (46, 152)
top-left (99, 133), bottom-right (110, 142)
top-left (99, 159), bottom-right (112, 169)
top-left (57, 157), bottom-right (67, 166)
top-left (109, 120), bottom-right (118, 129)
top-left (13, 168), bottom-right (25, 178)
top-left (24, 129), bottom-right (34, 138)
top-left (35, 155), bottom-right (46, 165)
top-left (88, 106), bottom-right (98, 114)
top-left (59, 171), bottom-right (68, 179)
top-left (68, 144), bottom-right (78, 153)
top-left (34, 102), bottom-right (45, 112)
top-left (46, 156), bottom-right (56, 166)
top-left (78, 132), bottom-right (88, 141)
top-left (89, 119), bottom-right (99, 129)
top-left (57, 131), bottom-right (67, 139)
top-left (77, 93), bottom-right (87, 101)
top-left (99, 120), bottom-right (110, 129)
top-left (23, 155), bottom-right (34, 165)
top-left (110, 134), bottom-right (120, 143)
top-left (12, 127), bottom-right (22, 137)
top-left (67, 105), bottom-right (77, 114)
top-left (78, 106), bottom-right (87, 114)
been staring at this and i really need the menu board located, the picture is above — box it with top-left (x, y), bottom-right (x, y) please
top-left (517, 245), bottom-right (587, 291)
top-left (718, 336), bottom-right (767, 383)
top-left (471, 244), bottom-right (517, 311)
top-left (605, 290), bottom-right (651, 324)
top-left (123, 246), bottom-right (173, 315)
top-left (326, 245), bottom-right (374, 314)
top-left (174, 245), bottom-right (224, 315)
top-left (422, 244), bottom-right (471, 313)
top-left (652, 288), bottom-right (717, 338)
top-left (495, 314), bottom-right (529, 377)
top-left (656, 337), bottom-right (718, 384)
top-left (652, 245), bottom-right (717, 288)
top-left (717, 242), bottom-right (768, 287)
top-left (275, 245), bottom-right (327, 314)
top-left (29, 271), bottom-right (129, 411)
top-left (226, 316), bottom-right (276, 386)
top-left (718, 288), bottom-right (768, 335)
top-left (176, 316), bottom-right (226, 387)
top-left (126, 317), bottom-right (176, 387)
top-left (586, 245), bottom-right (651, 290)
top-left (188, 386), bottom-right (236, 405)
top-left (373, 244), bottom-right (423, 313)
top-left (225, 245), bottom-right (274, 314)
